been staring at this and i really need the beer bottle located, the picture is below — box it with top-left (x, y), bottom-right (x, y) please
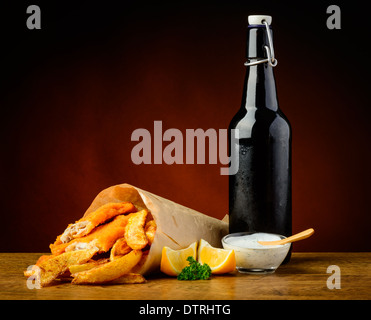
top-left (229, 15), bottom-right (292, 260)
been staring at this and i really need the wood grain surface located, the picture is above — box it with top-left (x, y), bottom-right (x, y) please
top-left (1, 252), bottom-right (370, 300)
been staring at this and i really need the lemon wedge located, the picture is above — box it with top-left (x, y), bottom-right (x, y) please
top-left (160, 242), bottom-right (198, 276)
top-left (198, 239), bottom-right (236, 274)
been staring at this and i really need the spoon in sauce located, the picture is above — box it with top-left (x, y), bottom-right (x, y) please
top-left (258, 228), bottom-right (315, 246)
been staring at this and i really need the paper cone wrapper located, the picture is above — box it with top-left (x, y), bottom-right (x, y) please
top-left (83, 183), bottom-right (228, 275)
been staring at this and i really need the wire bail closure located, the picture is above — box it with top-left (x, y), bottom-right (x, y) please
top-left (244, 20), bottom-right (278, 67)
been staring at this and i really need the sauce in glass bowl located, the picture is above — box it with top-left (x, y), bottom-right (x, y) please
top-left (222, 232), bottom-right (291, 274)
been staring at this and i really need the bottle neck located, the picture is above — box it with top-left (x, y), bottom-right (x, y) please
top-left (241, 62), bottom-right (278, 111)
top-left (242, 26), bottom-right (278, 111)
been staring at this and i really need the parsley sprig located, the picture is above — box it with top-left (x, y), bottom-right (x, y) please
top-left (177, 256), bottom-right (212, 280)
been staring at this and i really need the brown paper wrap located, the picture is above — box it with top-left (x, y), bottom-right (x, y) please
top-left (83, 183), bottom-right (228, 275)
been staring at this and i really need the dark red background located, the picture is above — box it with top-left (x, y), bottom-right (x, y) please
top-left (1, 1), bottom-right (370, 252)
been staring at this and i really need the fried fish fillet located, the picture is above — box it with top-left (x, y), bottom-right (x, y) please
top-left (125, 209), bottom-right (148, 250)
top-left (72, 250), bottom-right (142, 284)
top-left (51, 214), bottom-right (130, 255)
top-left (59, 202), bottom-right (136, 243)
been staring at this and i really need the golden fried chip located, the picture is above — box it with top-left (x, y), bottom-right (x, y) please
top-left (72, 250), bottom-right (142, 285)
top-left (110, 273), bottom-right (146, 284)
top-left (36, 248), bottom-right (98, 287)
top-left (24, 265), bottom-right (39, 278)
top-left (36, 255), bottom-right (53, 265)
top-left (110, 237), bottom-right (131, 261)
top-left (125, 210), bottom-right (148, 250)
top-left (68, 258), bottom-right (110, 274)
top-left (24, 254), bottom-right (52, 277)
top-left (144, 220), bottom-right (157, 245)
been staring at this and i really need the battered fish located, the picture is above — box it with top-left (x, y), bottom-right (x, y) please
top-left (51, 214), bottom-right (130, 255)
top-left (59, 202), bottom-right (136, 243)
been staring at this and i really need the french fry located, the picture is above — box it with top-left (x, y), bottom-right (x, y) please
top-left (125, 210), bottom-right (148, 250)
top-left (68, 258), bottom-right (110, 274)
top-left (145, 220), bottom-right (157, 245)
top-left (72, 250), bottom-right (142, 284)
top-left (110, 273), bottom-right (146, 284)
top-left (37, 248), bottom-right (98, 287)
top-left (24, 255), bottom-right (54, 277)
top-left (24, 265), bottom-right (39, 278)
top-left (110, 238), bottom-right (131, 261)
top-left (36, 255), bottom-right (53, 265)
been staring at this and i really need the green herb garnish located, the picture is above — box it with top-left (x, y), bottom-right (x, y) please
top-left (177, 256), bottom-right (212, 280)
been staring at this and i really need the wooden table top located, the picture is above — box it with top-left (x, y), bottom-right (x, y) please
top-left (1, 252), bottom-right (370, 300)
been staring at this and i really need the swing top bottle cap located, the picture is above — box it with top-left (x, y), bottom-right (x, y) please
top-left (248, 15), bottom-right (272, 26)
top-left (246, 15), bottom-right (273, 58)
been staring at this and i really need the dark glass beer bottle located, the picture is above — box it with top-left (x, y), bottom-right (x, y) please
top-left (229, 15), bottom-right (292, 260)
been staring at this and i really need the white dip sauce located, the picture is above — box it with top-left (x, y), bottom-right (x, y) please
top-left (222, 233), bottom-right (290, 271)
top-left (225, 233), bottom-right (283, 249)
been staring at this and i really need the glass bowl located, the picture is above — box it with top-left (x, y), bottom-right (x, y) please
top-left (222, 232), bottom-right (291, 274)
